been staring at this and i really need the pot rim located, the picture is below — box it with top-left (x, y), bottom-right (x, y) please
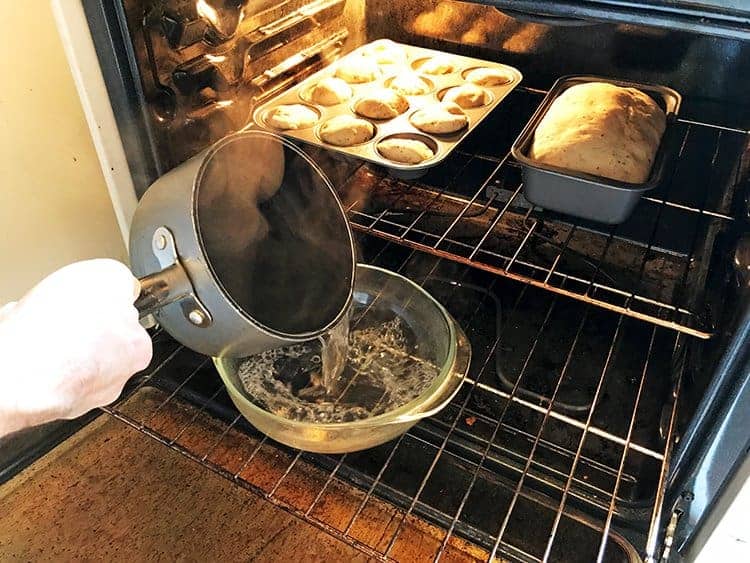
top-left (192, 129), bottom-right (357, 342)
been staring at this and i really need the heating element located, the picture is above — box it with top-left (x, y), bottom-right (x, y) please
top-left (98, 77), bottom-right (748, 561)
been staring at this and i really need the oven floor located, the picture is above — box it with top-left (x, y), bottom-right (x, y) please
top-left (0, 403), bottom-right (491, 562)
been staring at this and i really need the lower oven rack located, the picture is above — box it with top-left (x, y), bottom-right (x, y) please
top-left (101, 86), bottom-right (747, 562)
top-left (103, 235), bottom-right (682, 562)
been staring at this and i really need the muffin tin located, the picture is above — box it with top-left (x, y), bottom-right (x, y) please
top-left (252, 40), bottom-right (522, 179)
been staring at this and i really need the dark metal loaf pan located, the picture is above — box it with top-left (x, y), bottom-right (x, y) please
top-left (511, 75), bottom-right (682, 224)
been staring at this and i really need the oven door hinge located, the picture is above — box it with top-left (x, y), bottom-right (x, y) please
top-left (655, 492), bottom-right (693, 563)
top-left (659, 508), bottom-right (682, 562)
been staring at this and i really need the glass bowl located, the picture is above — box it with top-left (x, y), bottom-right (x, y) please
top-left (213, 264), bottom-right (471, 453)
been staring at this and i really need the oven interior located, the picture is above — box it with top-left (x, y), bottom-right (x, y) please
top-left (41, 0), bottom-right (750, 561)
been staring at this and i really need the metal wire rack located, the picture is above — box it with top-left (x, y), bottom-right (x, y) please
top-left (101, 86), bottom-right (747, 562)
top-left (337, 86), bottom-right (748, 340)
top-left (103, 233), bottom-right (687, 563)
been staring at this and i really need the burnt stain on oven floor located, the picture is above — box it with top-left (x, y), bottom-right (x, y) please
top-left (0, 396), bottom-right (489, 562)
top-left (0, 414), bottom-right (371, 561)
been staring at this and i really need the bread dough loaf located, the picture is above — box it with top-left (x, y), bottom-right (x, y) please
top-left (378, 138), bottom-right (435, 164)
top-left (465, 67), bottom-right (511, 87)
top-left (362, 39), bottom-right (407, 64)
top-left (530, 82), bottom-right (666, 184)
top-left (417, 55), bottom-right (456, 75)
top-left (335, 57), bottom-right (380, 83)
top-left (319, 115), bottom-right (375, 146)
top-left (266, 104), bottom-right (319, 130)
top-left (442, 84), bottom-right (487, 108)
top-left (389, 73), bottom-right (431, 96)
top-left (409, 101), bottom-right (468, 134)
top-left (308, 77), bottom-right (352, 106)
top-left (354, 89), bottom-right (409, 119)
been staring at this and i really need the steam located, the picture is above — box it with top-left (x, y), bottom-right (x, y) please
top-left (196, 133), bottom-right (357, 336)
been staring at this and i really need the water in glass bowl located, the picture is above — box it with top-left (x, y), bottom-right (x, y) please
top-left (237, 307), bottom-right (440, 424)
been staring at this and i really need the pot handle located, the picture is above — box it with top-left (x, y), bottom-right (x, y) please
top-left (132, 227), bottom-right (213, 327)
top-left (134, 263), bottom-right (193, 318)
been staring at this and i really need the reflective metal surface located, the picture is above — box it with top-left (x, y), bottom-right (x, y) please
top-left (129, 130), bottom-right (356, 356)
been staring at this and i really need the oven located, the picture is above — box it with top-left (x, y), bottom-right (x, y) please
top-left (16, 0), bottom-right (750, 561)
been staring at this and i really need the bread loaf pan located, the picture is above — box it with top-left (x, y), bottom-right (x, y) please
top-left (511, 75), bottom-right (681, 224)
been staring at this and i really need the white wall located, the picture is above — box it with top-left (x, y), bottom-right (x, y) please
top-left (0, 2), bottom-right (126, 304)
top-left (691, 457), bottom-right (750, 563)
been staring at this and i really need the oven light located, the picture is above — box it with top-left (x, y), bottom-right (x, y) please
top-left (196, 0), bottom-right (219, 27)
top-left (215, 100), bottom-right (233, 108)
top-left (205, 54), bottom-right (226, 63)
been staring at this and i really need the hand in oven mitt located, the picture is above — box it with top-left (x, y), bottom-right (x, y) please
top-left (0, 259), bottom-right (152, 437)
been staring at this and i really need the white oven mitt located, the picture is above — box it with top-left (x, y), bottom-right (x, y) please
top-left (0, 259), bottom-right (152, 437)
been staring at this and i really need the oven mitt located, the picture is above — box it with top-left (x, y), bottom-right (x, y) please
top-left (0, 259), bottom-right (152, 437)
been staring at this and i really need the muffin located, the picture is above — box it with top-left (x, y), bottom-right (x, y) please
top-left (409, 101), bottom-right (468, 134)
top-left (335, 57), bottom-right (380, 83)
top-left (378, 138), bottom-right (435, 164)
top-left (308, 77), bottom-right (353, 106)
top-left (354, 88), bottom-right (409, 119)
top-left (442, 84), bottom-right (487, 108)
top-left (319, 115), bottom-right (375, 146)
top-left (388, 73), bottom-right (431, 96)
top-left (266, 104), bottom-right (319, 130)
top-left (464, 67), bottom-right (512, 87)
top-left (417, 55), bottom-right (456, 75)
top-left (362, 39), bottom-right (407, 64)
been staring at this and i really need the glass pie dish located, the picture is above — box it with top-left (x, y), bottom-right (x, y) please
top-left (213, 264), bottom-right (472, 453)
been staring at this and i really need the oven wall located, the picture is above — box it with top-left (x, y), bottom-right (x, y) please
top-left (366, 0), bottom-right (750, 127)
top-left (105, 0), bottom-right (367, 193)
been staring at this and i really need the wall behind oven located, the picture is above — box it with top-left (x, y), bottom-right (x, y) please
top-left (0, 3), bottom-right (125, 304)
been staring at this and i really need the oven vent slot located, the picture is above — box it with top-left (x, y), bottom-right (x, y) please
top-left (124, 0), bottom-right (355, 171)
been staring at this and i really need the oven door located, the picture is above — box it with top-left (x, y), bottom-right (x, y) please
top-left (666, 295), bottom-right (750, 560)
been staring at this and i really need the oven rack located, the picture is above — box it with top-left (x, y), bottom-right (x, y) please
top-left (339, 86), bottom-right (748, 341)
top-left (104, 233), bottom-right (684, 562)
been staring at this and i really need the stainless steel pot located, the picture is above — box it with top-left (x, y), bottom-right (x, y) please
top-left (129, 130), bottom-right (356, 357)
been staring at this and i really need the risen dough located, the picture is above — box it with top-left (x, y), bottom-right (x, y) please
top-left (354, 89), bottom-right (409, 119)
top-left (377, 138), bottom-right (435, 164)
top-left (409, 101), bottom-right (468, 134)
top-left (266, 104), bottom-right (318, 130)
top-left (530, 82), bottom-right (666, 184)
top-left (442, 84), bottom-right (487, 108)
top-left (417, 55), bottom-right (456, 75)
top-left (465, 67), bottom-right (512, 87)
top-left (362, 39), bottom-right (407, 64)
top-left (319, 115), bottom-right (375, 146)
top-left (335, 57), bottom-right (380, 83)
top-left (389, 73), bottom-right (431, 96)
top-left (308, 77), bottom-right (352, 106)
